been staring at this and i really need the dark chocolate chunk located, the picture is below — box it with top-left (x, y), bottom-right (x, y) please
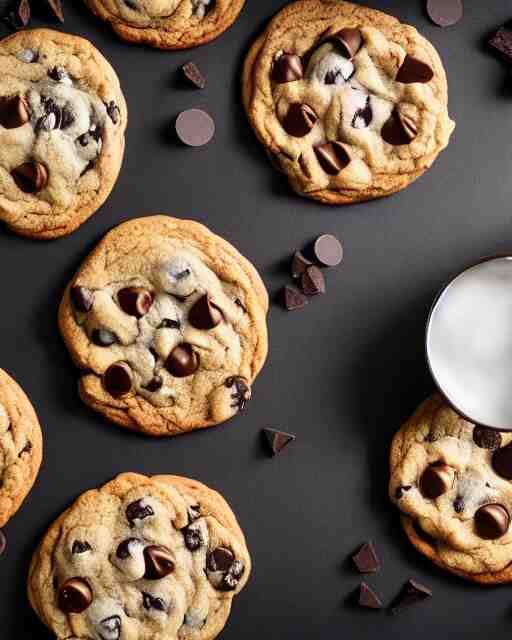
top-left (116, 538), bottom-right (140, 559)
top-left (358, 582), bottom-right (383, 609)
top-left (175, 109), bottom-right (215, 147)
top-left (390, 579), bottom-right (432, 615)
top-left (328, 28), bottom-right (363, 59)
top-left (263, 428), bottom-right (295, 456)
top-left (396, 55), bottom-right (434, 84)
top-left (291, 251), bottom-right (313, 278)
top-left (126, 500), bottom-right (154, 525)
top-left (48, 66), bottom-right (69, 83)
top-left (11, 162), bottom-right (48, 193)
top-left (453, 496), bottom-right (464, 513)
top-left (395, 485), bottom-right (411, 500)
top-left (381, 109), bottom-right (417, 145)
top-left (207, 547), bottom-right (234, 572)
top-left (222, 559), bottom-right (244, 590)
top-left (118, 287), bottom-right (153, 318)
top-left (70, 285), bottom-right (94, 312)
top-left (143, 545), bottom-right (175, 580)
top-left (143, 376), bottom-right (163, 392)
top-left (143, 592), bottom-right (166, 612)
top-left (159, 318), bottom-right (181, 330)
top-left (352, 542), bottom-right (380, 574)
top-left (100, 615), bottom-right (121, 640)
top-left (351, 96), bottom-right (372, 129)
top-left (182, 61), bottom-right (206, 89)
top-left (284, 285), bottom-right (308, 311)
top-left (474, 504), bottom-right (510, 540)
top-left (103, 362), bottom-right (133, 397)
top-left (490, 27), bottom-right (512, 62)
top-left (0, 95), bottom-right (31, 129)
top-left (272, 54), bottom-right (303, 83)
top-left (45, 0), bottom-right (64, 22)
top-left (91, 329), bottom-right (117, 347)
top-left (0, 530), bottom-right (6, 556)
top-left (166, 344), bottom-right (199, 377)
top-left (426, 0), bottom-right (463, 28)
top-left (473, 426), bottom-right (502, 450)
top-left (188, 294), bottom-right (223, 330)
top-left (225, 376), bottom-right (251, 411)
top-left (72, 541), bottom-right (92, 554)
top-left (58, 578), bottom-right (93, 614)
top-left (106, 101), bottom-right (120, 124)
top-left (282, 103), bottom-right (317, 137)
top-left (419, 463), bottom-right (454, 500)
top-left (492, 443), bottom-right (512, 479)
top-left (314, 141), bottom-right (351, 175)
top-left (183, 525), bottom-right (204, 551)
top-left (313, 234), bottom-right (343, 267)
top-left (301, 265), bottom-right (326, 296)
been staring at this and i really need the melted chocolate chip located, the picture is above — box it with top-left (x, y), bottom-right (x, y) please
top-left (188, 294), bottom-right (222, 330)
top-left (0, 95), bottom-right (31, 129)
top-left (474, 504), bottom-right (510, 539)
top-left (58, 578), bottom-right (93, 614)
top-left (100, 615), bottom-right (121, 640)
top-left (492, 443), bottom-right (512, 479)
top-left (91, 329), bottom-right (117, 347)
top-left (381, 109), bottom-right (417, 145)
top-left (142, 592), bottom-right (166, 612)
top-left (272, 53), bottom-right (304, 83)
top-left (183, 525), bottom-right (204, 551)
top-left (396, 55), bottom-right (434, 84)
top-left (143, 377), bottom-right (163, 393)
top-left (166, 344), bottom-right (199, 377)
top-left (48, 66), bottom-right (70, 84)
top-left (453, 497), bottom-right (465, 513)
top-left (11, 162), bottom-right (48, 193)
top-left (327, 28), bottom-right (363, 59)
top-left (126, 500), bottom-right (154, 525)
top-left (351, 96), bottom-right (372, 129)
top-left (106, 101), bottom-right (120, 124)
top-left (225, 376), bottom-right (251, 411)
top-left (314, 142), bottom-right (351, 175)
top-left (473, 426), bottom-right (502, 450)
top-left (207, 547), bottom-right (234, 572)
top-left (70, 285), bottom-right (94, 312)
top-left (103, 362), bottom-right (133, 397)
top-left (118, 287), bottom-right (153, 318)
top-left (116, 538), bottom-right (140, 559)
top-left (72, 540), bottom-right (92, 554)
top-left (143, 545), bottom-right (175, 580)
top-left (282, 103), bottom-right (317, 137)
top-left (419, 463), bottom-right (454, 500)
top-left (159, 318), bottom-right (181, 329)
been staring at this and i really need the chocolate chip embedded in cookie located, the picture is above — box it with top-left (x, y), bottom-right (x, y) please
top-left (28, 473), bottom-right (251, 640)
top-left (389, 395), bottom-right (512, 583)
top-left (81, 0), bottom-right (246, 50)
top-left (0, 28), bottom-right (127, 239)
top-left (59, 216), bottom-right (269, 437)
top-left (0, 368), bottom-right (43, 528)
top-left (242, 0), bottom-right (455, 205)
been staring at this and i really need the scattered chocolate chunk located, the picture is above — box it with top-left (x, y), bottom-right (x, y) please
top-left (116, 538), bottom-right (141, 559)
top-left (352, 96), bottom-right (372, 129)
top-left (91, 328), bottom-right (117, 347)
top-left (106, 101), bottom-right (120, 124)
top-left (11, 162), bottom-right (48, 193)
top-left (221, 559), bottom-right (244, 591)
top-left (473, 426), bottom-right (502, 450)
top-left (183, 525), bottom-right (204, 551)
top-left (284, 285), bottom-right (308, 311)
top-left (381, 109), bottom-right (417, 146)
top-left (395, 485), bottom-right (411, 500)
top-left (272, 53), bottom-right (303, 83)
top-left (159, 318), bottom-right (181, 329)
top-left (175, 109), bottom-right (215, 147)
top-left (166, 343), bottom-right (199, 377)
top-left (207, 547), bottom-right (232, 571)
top-left (419, 463), bottom-right (454, 500)
top-left (313, 234), bottom-right (343, 267)
top-left (182, 61), bottom-right (206, 89)
top-left (474, 504), bottom-right (510, 540)
top-left (58, 578), bottom-right (93, 614)
top-left (390, 579), bottom-right (432, 615)
top-left (291, 251), bottom-right (313, 279)
top-left (118, 287), bottom-right (153, 318)
top-left (70, 285), bottom-right (94, 312)
top-left (126, 499), bottom-right (154, 525)
top-left (103, 362), bottom-right (133, 397)
top-left (453, 496), bottom-right (464, 513)
top-left (328, 28), bottom-right (363, 59)
top-left (0, 95), bottom-right (31, 129)
top-left (263, 428), bottom-right (295, 456)
top-left (314, 142), bottom-right (351, 175)
top-left (189, 294), bottom-right (223, 330)
top-left (426, 0), bottom-right (463, 28)
top-left (17, 0), bottom-right (30, 27)
top-left (358, 582), bottom-right (383, 609)
top-left (490, 27), bottom-right (512, 62)
top-left (48, 66), bottom-right (71, 84)
top-left (396, 55), bottom-right (434, 84)
top-left (352, 542), bottom-right (380, 574)
top-left (188, 504), bottom-right (201, 522)
top-left (0, 530), bottom-right (6, 556)
top-left (100, 616), bottom-right (121, 640)
top-left (72, 540), bottom-right (92, 554)
top-left (301, 265), bottom-right (326, 296)
top-left (143, 592), bottom-right (166, 612)
top-left (143, 376), bottom-right (163, 392)
top-left (144, 545), bottom-right (175, 580)
top-left (283, 103), bottom-right (317, 137)
top-left (492, 443), bottom-right (512, 479)
top-left (225, 376), bottom-right (251, 411)
top-left (45, 0), bottom-right (64, 22)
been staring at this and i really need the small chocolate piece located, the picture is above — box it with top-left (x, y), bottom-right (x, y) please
top-left (188, 504), bottom-right (201, 522)
top-left (126, 499), bottom-right (154, 525)
top-left (381, 110), bottom-right (417, 146)
top-left (314, 142), bottom-right (351, 175)
top-left (159, 318), bottom-right (181, 330)
top-left (358, 582), bottom-right (383, 609)
top-left (282, 104), bottom-right (317, 137)
top-left (11, 162), bottom-right (48, 193)
top-left (143, 376), bottom-right (163, 392)
top-left (182, 61), bottom-right (206, 89)
top-left (395, 485), bottom-right (411, 500)
top-left (91, 329), bottom-right (117, 347)
top-left (453, 496), bottom-right (464, 513)
top-left (72, 541), bottom-right (92, 554)
top-left (70, 285), bottom-right (94, 312)
top-left (474, 504), bottom-right (510, 540)
top-left (328, 28), bottom-right (363, 59)
top-left (103, 362), bottom-right (133, 397)
top-left (166, 344), bottom-right (199, 377)
top-left (48, 66), bottom-right (70, 84)
top-left (45, 0), bottom-right (65, 22)
top-left (207, 547), bottom-right (234, 572)
top-left (284, 285), bottom-right (308, 311)
top-left (313, 234), bottom-right (343, 267)
top-left (143, 545), bottom-right (175, 580)
top-left (263, 428), bottom-right (295, 456)
top-left (225, 376), bottom-right (251, 411)
top-left (0, 95), bottom-right (31, 129)
top-left (116, 538), bottom-right (140, 559)
top-left (106, 101), bottom-right (120, 124)
top-left (0, 530), bottom-right (6, 556)
top-left (426, 0), bottom-right (463, 28)
top-left (473, 426), bottom-right (502, 450)
top-left (352, 542), bottom-right (380, 574)
top-left (118, 287), bottom-right (153, 318)
top-left (221, 559), bottom-right (244, 591)
top-left (291, 251), bottom-right (313, 279)
top-left (143, 592), bottom-right (166, 612)
top-left (183, 525), bottom-right (204, 551)
top-left (351, 97), bottom-right (372, 129)
top-left (272, 54), bottom-right (303, 83)
top-left (492, 443), bottom-right (512, 479)
top-left (175, 109), bottom-right (215, 147)
top-left (100, 616), bottom-right (121, 640)
top-left (490, 27), bottom-right (512, 62)
top-left (390, 579), bottom-right (432, 615)
top-left (17, 0), bottom-right (30, 26)
top-left (58, 578), bottom-right (93, 614)
top-left (396, 55), bottom-right (434, 84)
top-left (188, 294), bottom-right (222, 330)
top-left (419, 463), bottom-right (454, 500)
top-left (301, 265), bottom-right (326, 296)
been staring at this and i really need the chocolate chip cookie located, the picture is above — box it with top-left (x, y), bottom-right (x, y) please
top-left (0, 28), bottom-right (127, 239)
top-left (0, 368), bottom-right (42, 528)
top-left (82, 0), bottom-right (246, 50)
top-left (59, 215), bottom-right (269, 436)
top-left (390, 394), bottom-right (512, 583)
top-left (28, 472), bottom-right (250, 640)
top-left (242, 0), bottom-right (455, 205)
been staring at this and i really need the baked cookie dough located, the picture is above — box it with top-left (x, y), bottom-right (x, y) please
top-left (0, 368), bottom-right (43, 528)
top-left (82, 0), bottom-right (246, 50)
top-left (28, 472), bottom-right (250, 640)
top-left (59, 215), bottom-right (268, 437)
top-left (0, 29), bottom-right (127, 239)
top-left (242, 0), bottom-right (455, 205)
top-left (389, 394), bottom-right (512, 584)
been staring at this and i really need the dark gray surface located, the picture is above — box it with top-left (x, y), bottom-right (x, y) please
top-left (1, 1), bottom-right (512, 638)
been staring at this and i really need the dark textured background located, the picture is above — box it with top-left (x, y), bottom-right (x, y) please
top-left (1, 1), bottom-right (512, 638)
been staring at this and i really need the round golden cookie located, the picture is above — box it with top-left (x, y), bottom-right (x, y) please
top-left (28, 472), bottom-right (251, 640)
top-left (82, 0), bottom-right (246, 50)
top-left (0, 368), bottom-right (42, 528)
top-left (242, 0), bottom-right (455, 205)
top-left (0, 28), bottom-right (127, 239)
top-left (59, 215), bottom-right (269, 437)
top-left (389, 394), bottom-right (512, 584)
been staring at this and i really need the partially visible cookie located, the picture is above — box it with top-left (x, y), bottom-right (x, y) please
top-left (242, 0), bottom-right (455, 205)
top-left (0, 28), bottom-right (127, 239)
top-left (82, 0), bottom-right (246, 50)
top-left (59, 215), bottom-right (269, 437)
top-left (0, 368), bottom-right (42, 528)
top-left (28, 472), bottom-right (250, 640)
top-left (389, 394), bottom-right (512, 584)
